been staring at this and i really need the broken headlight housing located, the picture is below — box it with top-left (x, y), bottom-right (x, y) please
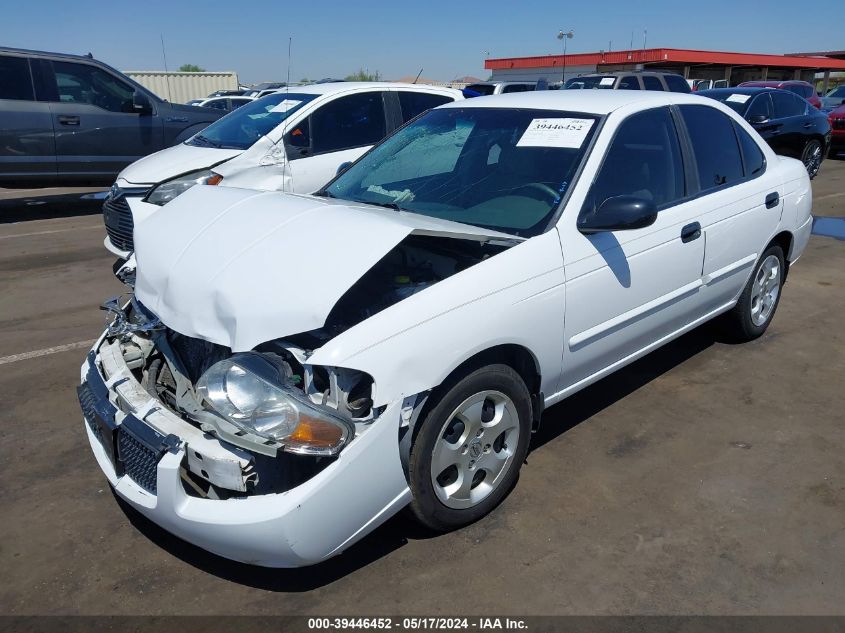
top-left (196, 353), bottom-right (354, 456)
top-left (145, 169), bottom-right (223, 206)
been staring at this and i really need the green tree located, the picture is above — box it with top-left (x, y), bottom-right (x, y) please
top-left (344, 68), bottom-right (381, 82)
top-left (179, 64), bottom-right (205, 72)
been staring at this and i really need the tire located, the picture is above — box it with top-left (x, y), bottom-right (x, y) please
top-left (407, 364), bottom-right (532, 532)
top-left (801, 138), bottom-right (823, 179)
top-left (722, 244), bottom-right (785, 342)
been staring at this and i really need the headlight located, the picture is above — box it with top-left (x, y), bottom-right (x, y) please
top-left (196, 353), bottom-right (354, 456)
top-left (145, 169), bottom-right (223, 206)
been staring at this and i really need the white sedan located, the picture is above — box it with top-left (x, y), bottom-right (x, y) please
top-left (79, 90), bottom-right (812, 567)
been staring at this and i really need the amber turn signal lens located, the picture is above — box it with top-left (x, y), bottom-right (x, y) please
top-left (288, 417), bottom-right (345, 449)
top-left (207, 174), bottom-right (224, 186)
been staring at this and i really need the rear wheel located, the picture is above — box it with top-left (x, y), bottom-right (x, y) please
top-left (802, 139), bottom-right (823, 179)
top-left (722, 244), bottom-right (785, 342)
top-left (407, 364), bottom-right (532, 532)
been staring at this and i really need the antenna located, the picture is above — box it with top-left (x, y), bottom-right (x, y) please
top-left (643, 29), bottom-right (647, 49)
top-left (286, 37), bottom-right (292, 92)
top-left (160, 34), bottom-right (172, 102)
top-left (413, 68), bottom-right (423, 84)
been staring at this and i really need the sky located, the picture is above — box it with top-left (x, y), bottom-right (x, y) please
top-left (2, 0), bottom-right (842, 84)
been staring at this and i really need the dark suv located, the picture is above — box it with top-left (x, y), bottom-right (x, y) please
top-left (0, 47), bottom-right (225, 185)
top-left (563, 71), bottom-right (691, 93)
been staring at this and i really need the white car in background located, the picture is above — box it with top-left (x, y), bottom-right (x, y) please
top-left (186, 95), bottom-right (255, 111)
top-left (102, 82), bottom-right (463, 258)
top-left (80, 91), bottom-right (811, 567)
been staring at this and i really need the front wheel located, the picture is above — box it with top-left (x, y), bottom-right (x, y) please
top-left (407, 364), bottom-right (532, 532)
top-left (802, 139), bottom-right (823, 179)
top-left (722, 244), bottom-right (785, 342)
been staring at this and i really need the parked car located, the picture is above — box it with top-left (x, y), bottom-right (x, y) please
top-left (463, 81), bottom-right (537, 96)
top-left (244, 82), bottom-right (287, 98)
top-left (102, 83), bottom-right (463, 258)
top-left (828, 103), bottom-right (845, 156)
top-left (79, 90), bottom-right (812, 567)
top-left (820, 85), bottom-right (845, 111)
top-left (738, 80), bottom-right (821, 109)
top-left (691, 79), bottom-right (729, 91)
top-left (563, 71), bottom-right (691, 93)
top-left (698, 87), bottom-right (831, 178)
top-left (188, 95), bottom-right (254, 112)
top-left (207, 89), bottom-right (248, 98)
top-left (0, 47), bottom-right (225, 184)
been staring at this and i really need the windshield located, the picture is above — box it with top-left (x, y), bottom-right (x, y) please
top-left (827, 86), bottom-right (845, 98)
top-left (465, 84), bottom-right (496, 96)
top-left (324, 107), bottom-right (599, 238)
top-left (564, 76), bottom-right (615, 90)
top-left (185, 92), bottom-right (317, 150)
top-left (700, 91), bottom-right (753, 115)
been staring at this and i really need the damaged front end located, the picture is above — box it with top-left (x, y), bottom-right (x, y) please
top-left (81, 296), bottom-right (379, 500)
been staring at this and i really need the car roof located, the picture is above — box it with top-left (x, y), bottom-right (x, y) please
top-left (439, 89), bottom-right (706, 115)
top-left (0, 45), bottom-right (101, 62)
top-left (265, 82), bottom-right (462, 96)
top-left (575, 70), bottom-right (681, 78)
top-left (698, 87), bottom-right (776, 96)
top-left (740, 80), bottom-right (809, 87)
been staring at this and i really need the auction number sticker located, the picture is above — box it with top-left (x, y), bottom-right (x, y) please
top-left (599, 77), bottom-right (615, 86)
top-left (270, 99), bottom-right (303, 112)
top-left (517, 118), bottom-right (594, 149)
top-left (726, 94), bottom-right (751, 104)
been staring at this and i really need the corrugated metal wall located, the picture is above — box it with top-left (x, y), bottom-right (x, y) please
top-left (124, 71), bottom-right (239, 103)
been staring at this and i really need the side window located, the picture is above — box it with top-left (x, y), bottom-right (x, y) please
top-left (51, 61), bottom-right (135, 112)
top-left (665, 75), bottom-right (691, 93)
top-left (771, 91), bottom-right (806, 118)
top-left (310, 91), bottom-right (387, 154)
top-left (746, 93), bottom-right (773, 121)
top-left (502, 84), bottom-right (529, 93)
top-left (230, 98), bottom-right (250, 110)
top-left (617, 76), bottom-right (641, 90)
top-left (285, 117), bottom-right (311, 154)
top-left (585, 107), bottom-right (685, 215)
top-left (0, 55), bottom-right (34, 101)
top-left (679, 104), bottom-right (744, 191)
top-left (205, 99), bottom-right (227, 110)
top-left (642, 76), bottom-right (663, 91)
top-left (397, 91), bottom-right (453, 123)
top-left (734, 123), bottom-right (766, 178)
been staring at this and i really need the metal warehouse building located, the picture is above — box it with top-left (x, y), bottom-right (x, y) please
top-left (485, 48), bottom-right (845, 90)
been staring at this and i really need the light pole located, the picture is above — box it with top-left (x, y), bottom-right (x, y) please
top-left (557, 30), bottom-right (574, 83)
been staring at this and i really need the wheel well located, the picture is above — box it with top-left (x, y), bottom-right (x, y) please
top-left (767, 230), bottom-right (794, 280)
top-left (444, 344), bottom-right (543, 427)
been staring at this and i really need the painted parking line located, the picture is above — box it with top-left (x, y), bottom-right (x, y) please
top-left (0, 340), bottom-right (94, 366)
top-left (0, 225), bottom-right (102, 240)
top-left (815, 191), bottom-right (845, 201)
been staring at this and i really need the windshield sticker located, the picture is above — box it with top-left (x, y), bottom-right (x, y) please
top-left (599, 77), bottom-right (615, 86)
top-left (516, 118), bottom-right (594, 149)
top-left (270, 99), bottom-right (303, 113)
top-left (726, 94), bottom-right (751, 104)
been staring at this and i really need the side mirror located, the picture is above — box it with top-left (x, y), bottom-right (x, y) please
top-left (579, 196), bottom-right (657, 234)
top-left (748, 114), bottom-right (769, 125)
top-left (132, 91), bottom-right (153, 115)
top-left (336, 161), bottom-right (353, 176)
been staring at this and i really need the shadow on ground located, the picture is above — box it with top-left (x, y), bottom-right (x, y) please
top-left (0, 190), bottom-right (107, 223)
top-left (118, 321), bottom-right (726, 591)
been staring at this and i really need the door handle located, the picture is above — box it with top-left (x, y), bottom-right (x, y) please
top-left (802, 122), bottom-right (813, 129)
top-left (58, 115), bottom-right (80, 126)
top-left (765, 192), bottom-right (779, 209)
top-left (681, 222), bottom-right (701, 243)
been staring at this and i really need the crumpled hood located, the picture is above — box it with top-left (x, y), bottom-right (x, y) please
top-left (134, 185), bottom-right (516, 351)
top-left (118, 143), bottom-right (242, 186)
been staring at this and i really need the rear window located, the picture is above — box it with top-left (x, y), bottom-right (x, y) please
top-left (0, 55), bottom-right (34, 101)
top-left (664, 74), bottom-right (691, 93)
top-left (465, 84), bottom-right (496, 96)
top-left (398, 91), bottom-right (453, 122)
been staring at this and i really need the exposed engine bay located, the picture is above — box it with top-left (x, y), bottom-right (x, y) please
top-left (103, 234), bottom-right (510, 501)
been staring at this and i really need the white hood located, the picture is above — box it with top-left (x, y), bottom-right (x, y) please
top-left (118, 143), bottom-right (242, 186)
top-left (133, 186), bottom-right (516, 350)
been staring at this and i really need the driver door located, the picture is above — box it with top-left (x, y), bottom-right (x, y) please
top-left (558, 106), bottom-right (706, 393)
top-left (44, 60), bottom-right (161, 178)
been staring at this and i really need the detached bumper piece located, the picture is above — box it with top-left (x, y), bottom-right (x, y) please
top-left (77, 353), bottom-right (179, 494)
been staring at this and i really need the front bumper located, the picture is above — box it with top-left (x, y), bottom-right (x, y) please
top-left (79, 337), bottom-right (411, 567)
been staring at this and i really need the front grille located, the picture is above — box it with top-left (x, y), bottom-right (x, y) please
top-left (103, 195), bottom-right (135, 252)
top-left (118, 428), bottom-right (160, 494)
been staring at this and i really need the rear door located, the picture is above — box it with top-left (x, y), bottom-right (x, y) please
top-left (768, 91), bottom-right (811, 159)
top-left (0, 54), bottom-right (56, 181)
top-left (283, 90), bottom-right (389, 193)
top-left (43, 59), bottom-right (162, 178)
top-left (678, 104), bottom-right (782, 311)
